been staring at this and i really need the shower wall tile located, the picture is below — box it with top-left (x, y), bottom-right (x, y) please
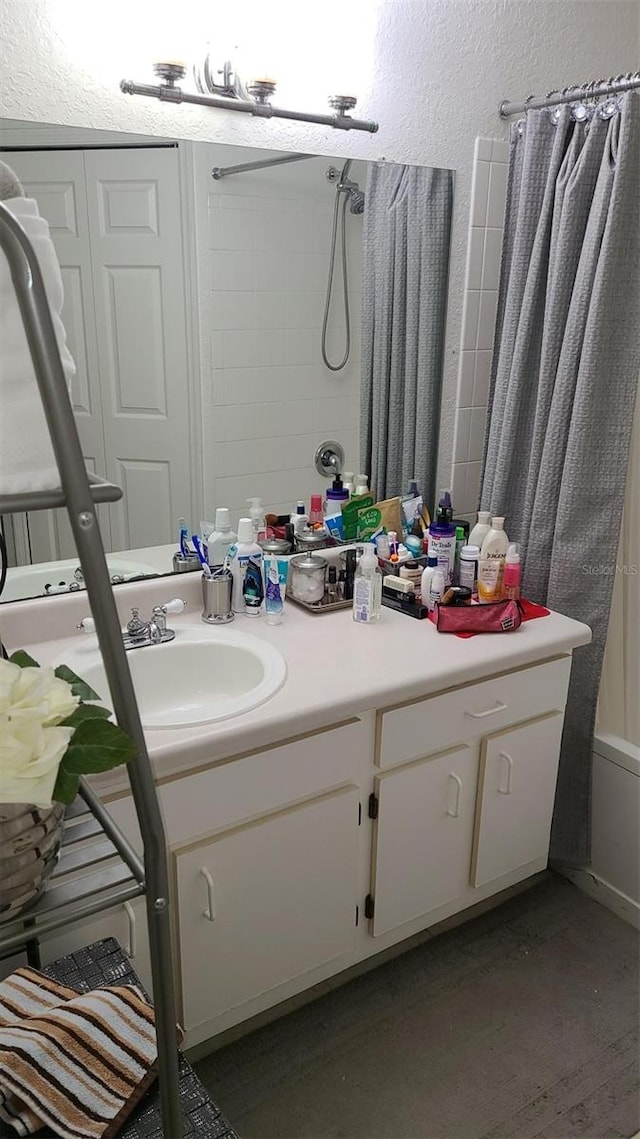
top-left (461, 290), bottom-right (480, 351)
top-left (470, 159), bottom-right (490, 226)
top-left (487, 162), bottom-right (509, 228)
top-left (474, 138), bottom-right (493, 162)
top-left (477, 289), bottom-right (499, 351)
top-left (458, 351), bottom-right (475, 409)
top-left (481, 228), bottom-right (504, 290)
top-left (451, 137), bottom-right (509, 506)
top-left (473, 350), bottom-right (493, 406)
top-left (491, 139), bottom-right (510, 163)
top-left (465, 227), bottom-right (485, 290)
top-left (198, 152), bottom-right (364, 517)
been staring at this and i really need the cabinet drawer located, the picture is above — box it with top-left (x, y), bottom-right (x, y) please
top-left (107, 719), bottom-right (366, 851)
top-left (376, 657), bottom-right (571, 770)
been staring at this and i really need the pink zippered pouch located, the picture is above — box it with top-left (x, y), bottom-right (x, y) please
top-left (435, 598), bottom-right (524, 634)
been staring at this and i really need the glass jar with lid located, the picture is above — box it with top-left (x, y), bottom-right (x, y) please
top-left (289, 554), bottom-right (328, 604)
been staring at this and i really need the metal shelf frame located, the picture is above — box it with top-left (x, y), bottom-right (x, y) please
top-left (0, 784), bottom-right (145, 957)
top-left (0, 201), bottom-right (184, 1137)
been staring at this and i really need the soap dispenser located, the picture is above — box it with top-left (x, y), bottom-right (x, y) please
top-left (353, 544), bottom-right (382, 623)
top-left (246, 497), bottom-right (266, 541)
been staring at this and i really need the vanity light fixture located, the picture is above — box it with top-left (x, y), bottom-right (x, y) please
top-left (120, 60), bottom-right (378, 133)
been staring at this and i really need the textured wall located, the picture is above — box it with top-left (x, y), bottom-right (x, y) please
top-left (2, 0), bottom-right (638, 491)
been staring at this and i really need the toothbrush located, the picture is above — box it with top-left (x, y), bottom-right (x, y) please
top-left (192, 534), bottom-right (211, 577)
top-left (178, 517), bottom-right (190, 559)
top-left (214, 544), bottom-right (235, 577)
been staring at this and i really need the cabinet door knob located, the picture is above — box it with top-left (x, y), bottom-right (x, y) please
top-left (123, 901), bottom-right (136, 958)
top-left (465, 700), bottom-right (508, 719)
top-left (200, 867), bottom-right (216, 921)
top-left (446, 773), bottom-right (463, 818)
top-left (498, 752), bottom-right (514, 795)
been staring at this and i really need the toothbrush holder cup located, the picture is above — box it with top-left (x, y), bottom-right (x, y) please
top-left (202, 569), bottom-right (234, 624)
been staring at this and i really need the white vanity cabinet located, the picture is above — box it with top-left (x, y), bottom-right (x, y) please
top-left (50, 651), bottom-right (578, 1048)
top-left (174, 786), bottom-right (361, 1034)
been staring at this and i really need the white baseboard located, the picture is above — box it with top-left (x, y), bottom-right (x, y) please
top-left (560, 867), bottom-right (640, 930)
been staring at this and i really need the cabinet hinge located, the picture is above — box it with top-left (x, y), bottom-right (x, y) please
top-left (355, 904), bottom-right (359, 926)
top-left (368, 793), bottom-right (379, 820)
top-left (364, 894), bottom-right (375, 920)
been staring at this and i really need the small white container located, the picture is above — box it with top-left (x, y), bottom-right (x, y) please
top-left (420, 556), bottom-right (438, 603)
top-left (428, 569), bottom-right (445, 611)
top-left (459, 544), bottom-right (480, 592)
top-left (207, 507), bottom-right (236, 568)
top-left (231, 517), bottom-right (263, 613)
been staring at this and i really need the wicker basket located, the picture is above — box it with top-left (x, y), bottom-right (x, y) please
top-left (0, 803), bottom-right (65, 920)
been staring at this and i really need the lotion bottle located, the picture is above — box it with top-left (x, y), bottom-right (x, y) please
top-left (478, 517), bottom-right (509, 602)
top-left (468, 511), bottom-right (492, 551)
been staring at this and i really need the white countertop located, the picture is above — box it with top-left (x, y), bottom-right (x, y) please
top-left (1, 572), bottom-right (592, 787)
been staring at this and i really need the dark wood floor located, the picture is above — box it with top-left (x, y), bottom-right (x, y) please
top-left (196, 876), bottom-right (640, 1139)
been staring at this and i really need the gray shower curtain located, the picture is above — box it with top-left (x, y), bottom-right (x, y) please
top-left (481, 92), bottom-right (640, 866)
top-left (360, 164), bottom-right (453, 507)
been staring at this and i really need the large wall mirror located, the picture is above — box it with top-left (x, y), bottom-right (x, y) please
top-left (0, 118), bottom-right (454, 603)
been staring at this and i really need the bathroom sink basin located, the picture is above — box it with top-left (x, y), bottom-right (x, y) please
top-left (59, 627), bottom-right (287, 729)
top-left (2, 556), bottom-right (159, 603)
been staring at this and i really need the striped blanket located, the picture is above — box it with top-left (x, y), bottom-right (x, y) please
top-left (0, 967), bottom-right (157, 1138)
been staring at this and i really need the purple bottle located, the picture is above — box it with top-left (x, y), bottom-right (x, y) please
top-left (427, 489), bottom-right (456, 585)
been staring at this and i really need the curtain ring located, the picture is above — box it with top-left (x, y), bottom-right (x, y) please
top-left (545, 88), bottom-right (560, 100)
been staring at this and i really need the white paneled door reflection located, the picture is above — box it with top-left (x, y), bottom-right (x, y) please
top-left (4, 145), bottom-right (192, 560)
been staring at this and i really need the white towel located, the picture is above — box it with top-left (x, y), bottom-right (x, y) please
top-left (0, 196), bottom-right (76, 496)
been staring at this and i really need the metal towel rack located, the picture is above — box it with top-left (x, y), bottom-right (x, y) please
top-left (0, 201), bottom-right (184, 1137)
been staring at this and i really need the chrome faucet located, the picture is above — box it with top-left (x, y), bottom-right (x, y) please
top-left (77, 599), bottom-right (186, 650)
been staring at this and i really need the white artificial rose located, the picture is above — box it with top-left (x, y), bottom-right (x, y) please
top-left (0, 714), bottom-right (73, 808)
top-left (0, 661), bottom-right (79, 726)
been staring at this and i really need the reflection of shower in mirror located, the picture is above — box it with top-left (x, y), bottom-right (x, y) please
top-left (322, 160), bottom-right (365, 372)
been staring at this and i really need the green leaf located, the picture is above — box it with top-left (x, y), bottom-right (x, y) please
top-left (52, 765), bottom-right (80, 805)
top-left (54, 664), bottom-right (102, 703)
top-left (62, 718), bottom-right (137, 774)
top-left (62, 703), bottom-right (112, 728)
top-left (9, 650), bottom-right (40, 669)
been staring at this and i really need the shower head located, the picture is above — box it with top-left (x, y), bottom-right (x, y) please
top-left (326, 163), bottom-right (365, 213)
top-left (349, 187), bottom-right (365, 214)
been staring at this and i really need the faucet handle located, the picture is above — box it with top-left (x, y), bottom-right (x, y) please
top-left (77, 616), bottom-right (96, 634)
top-left (160, 598), bottom-right (186, 615)
top-left (126, 607), bottom-right (149, 637)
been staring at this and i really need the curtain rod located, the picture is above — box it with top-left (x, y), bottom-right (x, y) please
top-left (499, 72), bottom-right (640, 118)
top-left (212, 153), bottom-right (315, 180)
